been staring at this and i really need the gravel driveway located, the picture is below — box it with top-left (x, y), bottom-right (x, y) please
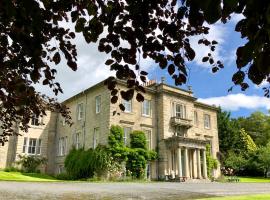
top-left (0, 181), bottom-right (270, 200)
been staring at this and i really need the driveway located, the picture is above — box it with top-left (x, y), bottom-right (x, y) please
top-left (0, 181), bottom-right (270, 200)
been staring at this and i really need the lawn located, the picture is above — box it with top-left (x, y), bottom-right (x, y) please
top-left (198, 194), bottom-right (270, 200)
top-left (0, 171), bottom-right (59, 182)
top-left (239, 176), bottom-right (270, 183)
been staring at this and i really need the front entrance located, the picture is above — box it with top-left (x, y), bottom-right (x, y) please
top-left (165, 137), bottom-right (208, 179)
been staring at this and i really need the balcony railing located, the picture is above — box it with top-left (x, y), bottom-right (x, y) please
top-left (170, 116), bottom-right (193, 128)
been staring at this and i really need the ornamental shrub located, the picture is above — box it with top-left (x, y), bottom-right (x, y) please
top-left (17, 155), bottom-right (47, 173)
top-left (64, 146), bottom-right (112, 180)
top-left (130, 130), bottom-right (147, 149)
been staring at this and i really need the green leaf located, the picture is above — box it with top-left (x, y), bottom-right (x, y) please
top-left (203, 0), bottom-right (222, 24)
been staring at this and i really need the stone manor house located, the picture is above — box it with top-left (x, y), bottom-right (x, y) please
top-left (0, 79), bottom-right (220, 180)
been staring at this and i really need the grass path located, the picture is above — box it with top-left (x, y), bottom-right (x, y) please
top-left (0, 171), bottom-right (58, 182)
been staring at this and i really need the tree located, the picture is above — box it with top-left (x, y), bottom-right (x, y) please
top-left (237, 111), bottom-right (270, 146)
top-left (217, 108), bottom-right (242, 155)
top-left (258, 143), bottom-right (270, 177)
top-left (1, 0), bottom-right (270, 144)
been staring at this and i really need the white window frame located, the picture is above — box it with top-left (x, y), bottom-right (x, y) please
top-left (143, 129), bottom-right (152, 149)
top-left (31, 114), bottom-right (40, 126)
top-left (142, 99), bottom-right (151, 117)
top-left (95, 95), bottom-right (101, 114)
top-left (93, 127), bottom-right (99, 149)
top-left (65, 136), bottom-right (68, 155)
top-left (77, 103), bottom-right (84, 120)
top-left (122, 99), bottom-right (132, 113)
top-left (22, 137), bottom-right (28, 153)
top-left (62, 117), bottom-right (66, 126)
top-left (123, 127), bottom-right (132, 146)
top-left (204, 114), bottom-right (211, 129)
top-left (194, 111), bottom-right (198, 126)
top-left (25, 138), bottom-right (41, 155)
top-left (75, 132), bottom-right (80, 149)
top-left (175, 104), bottom-right (186, 118)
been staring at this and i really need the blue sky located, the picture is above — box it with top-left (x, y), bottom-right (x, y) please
top-left (36, 15), bottom-right (270, 119)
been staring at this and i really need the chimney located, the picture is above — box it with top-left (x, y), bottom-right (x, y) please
top-left (161, 76), bottom-right (165, 84)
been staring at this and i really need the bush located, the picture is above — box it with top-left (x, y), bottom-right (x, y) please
top-left (55, 172), bottom-right (72, 180)
top-left (64, 146), bottom-right (112, 180)
top-left (130, 131), bottom-right (147, 149)
top-left (4, 166), bottom-right (21, 172)
top-left (17, 155), bottom-right (47, 173)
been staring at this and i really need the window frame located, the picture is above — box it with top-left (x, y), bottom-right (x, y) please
top-left (143, 129), bottom-right (152, 150)
top-left (75, 132), bottom-right (80, 149)
top-left (31, 114), bottom-right (40, 126)
top-left (194, 110), bottom-right (198, 126)
top-left (122, 99), bottom-right (132, 113)
top-left (123, 127), bottom-right (132, 146)
top-left (77, 103), bottom-right (84, 121)
top-left (95, 95), bottom-right (101, 114)
top-left (204, 114), bottom-right (211, 129)
top-left (93, 127), bottom-right (99, 149)
top-left (142, 99), bottom-right (151, 117)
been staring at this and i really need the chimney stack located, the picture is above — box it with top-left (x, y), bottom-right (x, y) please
top-left (161, 76), bottom-right (165, 84)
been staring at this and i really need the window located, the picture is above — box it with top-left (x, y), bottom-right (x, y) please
top-left (62, 117), bottom-right (66, 126)
top-left (194, 111), bottom-right (198, 126)
top-left (31, 115), bottom-right (40, 126)
top-left (65, 136), bottom-right (68, 155)
top-left (75, 133), bottom-right (80, 149)
top-left (59, 137), bottom-right (68, 156)
top-left (142, 100), bottom-right (151, 116)
top-left (175, 126), bottom-right (185, 136)
top-left (95, 95), bottom-right (101, 113)
top-left (143, 129), bottom-right (152, 149)
top-left (123, 127), bottom-right (132, 146)
top-left (93, 127), bottom-right (99, 149)
top-left (77, 103), bottom-right (84, 120)
top-left (36, 139), bottom-right (42, 155)
top-left (58, 165), bottom-right (64, 174)
top-left (204, 114), bottom-right (211, 129)
top-left (122, 100), bottom-right (132, 113)
top-left (23, 137), bottom-right (28, 153)
top-left (23, 137), bottom-right (42, 155)
top-left (175, 104), bottom-right (186, 118)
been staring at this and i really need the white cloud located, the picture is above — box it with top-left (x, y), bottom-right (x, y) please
top-left (198, 93), bottom-right (270, 111)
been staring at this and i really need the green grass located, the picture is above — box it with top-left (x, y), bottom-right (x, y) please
top-left (198, 194), bottom-right (270, 200)
top-left (0, 171), bottom-right (59, 182)
top-left (239, 176), bottom-right (270, 183)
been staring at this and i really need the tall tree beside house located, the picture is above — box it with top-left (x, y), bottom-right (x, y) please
top-left (217, 108), bottom-right (242, 155)
top-left (1, 0), bottom-right (270, 144)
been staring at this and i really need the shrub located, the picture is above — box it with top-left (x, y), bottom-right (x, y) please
top-left (206, 144), bottom-right (218, 178)
top-left (55, 172), bottom-right (72, 180)
top-left (17, 155), bottom-right (47, 173)
top-left (64, 146), bottom-right (112, 180)
top-left (4, 166), bottom-right (21, 172)
top-left (130, 131), bottom-right (147, 149)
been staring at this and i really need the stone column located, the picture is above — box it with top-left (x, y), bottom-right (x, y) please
top-left (192, 149), bottom-right (197, 178)
top-left (177, 147), bottom-right (182, 177)
top-left (197, 149), bottom-right (202, 179)
top-left (167, 149), bottom-right (171, 175)
top-left (184, 148), bottom-right (189, 178)
top-left (202, 149), bottom-right (208, 179)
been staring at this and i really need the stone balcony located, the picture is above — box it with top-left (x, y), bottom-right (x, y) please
top-left (170, 117), bottom-right (193, 129)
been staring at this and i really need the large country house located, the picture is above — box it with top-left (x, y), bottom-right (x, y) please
top-left (0, 79), bottom-right (220, 180)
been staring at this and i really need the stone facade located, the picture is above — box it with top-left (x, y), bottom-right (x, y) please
top-left (0, 79), bottom-right (220, 179)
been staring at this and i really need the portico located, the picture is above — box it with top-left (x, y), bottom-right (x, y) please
top-left (165, 136), bottom-right (208, 179)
